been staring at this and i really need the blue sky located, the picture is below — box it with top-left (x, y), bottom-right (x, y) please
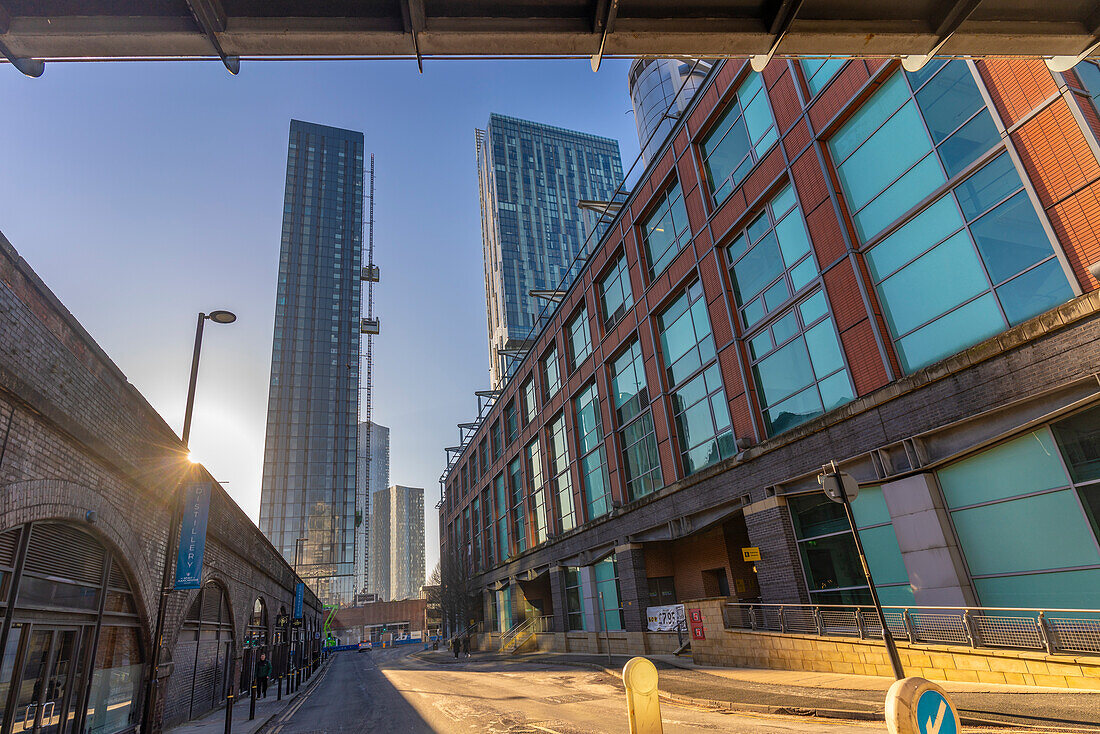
top-left (0, 57), bottom-right (640, 575)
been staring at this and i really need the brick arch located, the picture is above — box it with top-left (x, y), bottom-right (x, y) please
top-left (0, 478), bottom-right (157, 646)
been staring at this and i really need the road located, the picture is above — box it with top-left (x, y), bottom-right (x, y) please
top-left (264, 646), bottom-right (889, 734)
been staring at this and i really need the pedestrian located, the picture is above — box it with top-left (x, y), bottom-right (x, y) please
top-left (256, 652), bottom-right (271, 699)
top-left (462, 634), bottom-right (470, 658)
top-left (452, 636), bottom-right (459, 659)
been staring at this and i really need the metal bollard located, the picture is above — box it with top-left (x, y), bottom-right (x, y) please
top-left (249, 682), bottom-right (256, 721)
top-left (224, 692), bottom-right (234, 734)
top-left (623, 657), bottom-right (662, 734)
top-left (276, 675), bottom-right (282, 701)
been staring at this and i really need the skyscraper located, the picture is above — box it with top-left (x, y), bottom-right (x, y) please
top-left (355, 420), bottom-right (390, 595)
top-left (628, 58), bottom-right (712, 165)
top-left (370, 485), bottom-right (425, 601)
top-left (260, 119), bottom-right (364, 607)
top-left (476, 114), bottom-right (624, 388)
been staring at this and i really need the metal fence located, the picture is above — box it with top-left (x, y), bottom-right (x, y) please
top-left (724, 603), bottom-right (1100, 656)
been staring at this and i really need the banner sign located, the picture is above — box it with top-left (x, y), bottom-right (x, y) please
top-left (174, 482), bottom-right (212, 590)
top-left (645, 604), bottom-right (686, 632)
top-left (294, 582), bottom-right (304, 619)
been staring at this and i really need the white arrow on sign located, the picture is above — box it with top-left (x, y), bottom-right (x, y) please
top-left (926, 700), bottom-right (946, 734)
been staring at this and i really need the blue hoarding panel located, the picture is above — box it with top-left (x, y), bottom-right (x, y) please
top-left (174, 482), bottom-right (212, 589)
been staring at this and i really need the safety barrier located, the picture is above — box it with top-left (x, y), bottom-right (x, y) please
top-left (724, 603), bottom-right (1100, 655)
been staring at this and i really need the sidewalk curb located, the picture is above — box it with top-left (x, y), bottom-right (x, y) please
top-left (253, 658), bottom-right (334, 734)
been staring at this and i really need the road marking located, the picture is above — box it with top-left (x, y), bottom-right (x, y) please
top-left (926, 700), bottom-right (947, 734)
top-left (528, 725), bottom-right (563, 734)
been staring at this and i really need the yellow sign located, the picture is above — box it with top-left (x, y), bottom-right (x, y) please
top-left (742, 547), bottom-right (761, 562)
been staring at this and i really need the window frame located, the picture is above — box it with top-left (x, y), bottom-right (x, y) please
top-left (639, 177), bottom-right (692, 280)
top-left (597, 252), bottom-right (635, 330)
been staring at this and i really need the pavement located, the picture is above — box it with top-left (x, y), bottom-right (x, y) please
top-left (164, 662), bottom-right (330, 734)
top-left (416, 648), bottom-right (1100, 732)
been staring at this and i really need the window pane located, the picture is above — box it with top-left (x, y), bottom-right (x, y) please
top-left (830, 74), bottom-right (911, 162)
top-left (852, 154), bottom-right (946, 242)
top-left (789, 493), bottom-right (848, 538)
top-left (937, 429), bottom-right (1068, 508)
top-left (732, 232), bottom-right (784, 304)
top-left (1052, 405), bottom-right (1100, 484)
top-left (804, 320), bottom-right (845, 378)
top-left (938, 111), bottom-right (1001, 177)
top-left (798, 534), bottom-right (867, 591)
top-left (914, 61), bottom-right (983, 144)
top-left (970, 191), bottom-right (1056, 284)
top-left (974, 568), bottom-right (1100, 609)
top-left (764, 385), bottom-right (824, 435)
top-left (955, 152), bottom-right (1021, 220)
top-left (864, 196), bottom-right (963, 281)
top-left (754, 337), bottom-right (815, 407)
top-left (802, 58), bottom-right (846, 95)
top-left (996, 259), bottom-right (1074, 325)
top-left (841, 103), bottom-right (932, 212)
top-left (894, 293), bottom-right (1004, 372)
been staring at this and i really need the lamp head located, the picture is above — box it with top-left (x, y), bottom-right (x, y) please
top-left (207, 310), bottom-right (237, 324)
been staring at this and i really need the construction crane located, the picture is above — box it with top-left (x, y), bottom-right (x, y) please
top-left (358, 154), bottom-right (380, 596)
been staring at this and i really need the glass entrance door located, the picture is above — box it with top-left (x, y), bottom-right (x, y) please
top-left (9, 627), bottom-right (83, 734)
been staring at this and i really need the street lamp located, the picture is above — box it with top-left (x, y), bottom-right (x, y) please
top-left (145, 309), bottom-right (236, 732)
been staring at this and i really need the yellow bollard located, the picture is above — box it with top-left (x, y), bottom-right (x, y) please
top-left (623, 657), bottom-right (663, 734)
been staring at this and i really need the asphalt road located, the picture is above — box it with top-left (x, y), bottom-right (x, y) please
top-left (263, 647), bottom-right (890, 734)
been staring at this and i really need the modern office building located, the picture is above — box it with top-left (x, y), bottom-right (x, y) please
top-left (441, 57), bottom-right (1100, 653)
top-left (629, 58), bottom-right (712, 165)
top-left (355, 420), bottom-right (390, 595)
top-left (260, 119), bottom-right (364, 607)
top-left (477, 114), bottom-right (625, 388)
top-left (371, 485), bottom-right (426, 601)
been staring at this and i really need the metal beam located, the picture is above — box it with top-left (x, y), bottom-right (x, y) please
top-left (590, 0), bottom-right (618, 72)
top-left (183, 0), bottom-right (239, 74)
top-left (0, 3), bottom-right (10, 35)
top-left (474, 390), bottom-right (501, 399)
top-left (1047, 7), bottom-right (1100, 72)
top-left (402, 0), bottom-right (426, 73)
top-left (902, 0), bottom-right (984, 72)
top-left (751, 0), bottom-right (804, 72)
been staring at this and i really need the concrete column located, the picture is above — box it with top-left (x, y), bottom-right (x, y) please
top-left (548, 566), bottom-right (569, 634)
top-left (881, 474), bottom-right (977, 607)
top-left (509, 576), bottom-right (527, 628)
top-left (614, 544), bottom-right (649, 632)
top-left (581, 565), bottom-right (600, 632)
top-left (742, 497), bottom-right (809, 604)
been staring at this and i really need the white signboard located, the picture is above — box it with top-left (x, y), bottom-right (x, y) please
top-left (646, 604), bottom-right (686, 632)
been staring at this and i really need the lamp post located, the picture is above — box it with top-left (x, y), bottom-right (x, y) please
top-left (145, 310), bottom-right (236, 732)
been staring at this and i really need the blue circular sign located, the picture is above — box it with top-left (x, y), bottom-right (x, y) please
top-left (916, 688), bottom-right (957, 734)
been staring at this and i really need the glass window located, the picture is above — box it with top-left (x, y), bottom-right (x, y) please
top-left (611, 341), bottom-right (662, 500)
top-left (542, 345), bottom-right (561, 400)
top-left (491, 420), bottom-right (503, 461)
top-left (862, 153), bottom-right (1073, 372)
top-left (525, 439), bottom-right (548, 545)
top-left (830, 63), bottom-right (1000, 243)
top-left (548, 414), bottom-right (576, 533)
top-left (701, 71), bottom-right (779, 204)
top-left (599, 255), bottom-right (634, 328)
top-left (521, 377), bottom-right (537, 426)
top-left (85, 627), bottom-right (143, 734)
top-left (575, 382), bottom-right (611, 519)
top-left (728, 183), bottom-right (818, 329)
top-left (1052, 405), bottom-right (1100, 485)
top-left (594, 558), bottom-right (625, 631)
top-left (504, 401), bottom-right (518, 445)
top-left (567, 307), bottom-right (592, 371)
top-left (565, 567), bottom-right (585, 631)
top-left (494, 474), bottom-right (509, 563)
top-left (801, 58), bottom-right (846, 96)
top-left (641, 180), bottom-right (692, 278)
top-left (656, 281), bottom-right (716, 389)
top-left (509, 458), bottom-right (526, 554)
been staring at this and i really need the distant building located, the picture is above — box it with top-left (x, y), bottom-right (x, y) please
top-left (370, 485), bottom-right (425, 601)
top-left (356, 421), bottom-right (390, 596)
top-left (259, 119), bottom-right (364, 607)
top-left (628, 58), bottom-right (711, 165)
top-left (476, 114), bottom-right (624, 388)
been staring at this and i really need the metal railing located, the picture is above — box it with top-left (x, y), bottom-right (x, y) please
top-left (724, 603), bottom-right (1100, 656)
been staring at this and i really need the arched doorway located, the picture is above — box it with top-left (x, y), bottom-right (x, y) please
top-left (0, 521), bottom-right (145, 734)
top-left (240, 598), bottom-right (268, 694)
top-left (163, 583), bottom-right (233, 725)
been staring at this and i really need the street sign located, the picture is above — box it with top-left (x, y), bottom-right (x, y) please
top-left (294, 582), bottom-right (304, 619)
top-left (292, 618), bottom-right (302, 628)
top-left (174, 482), bottom-right (212, 589)
top-left (819, 468), bottom-right (859, 504)
top-left (741, 546), bottom-right (761, 562)
top-left (276, 613), bottom-right (289, 627)
top-left (886, 677), bottom-right (960, 734)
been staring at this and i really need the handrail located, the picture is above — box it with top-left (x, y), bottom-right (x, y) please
top-left (500, 616), bottom-right (536, 651)
top-left (724, 601), bottom-right (1100, 656)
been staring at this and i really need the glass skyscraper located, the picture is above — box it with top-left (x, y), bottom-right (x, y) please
top-left (260, 119), bottom-right (364, 607)
top-left (628, 58), bottom-right (712, 165)
top-left (355, 420), bottom-right (389, 596)
top-left (476, 114), bottom-right (624, 388)
top-left (370, 485), bottom-right (425, 601)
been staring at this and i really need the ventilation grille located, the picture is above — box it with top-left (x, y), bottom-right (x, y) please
top-left (107, 558), bottom-right (130, 591)
top-left (0, 528), bottom-right (20, 568)
top-left (24, 523), bottom-right (105, 585)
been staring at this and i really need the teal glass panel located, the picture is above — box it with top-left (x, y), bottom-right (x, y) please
top-left (775, 211), bottom-right (812, 264)
top-left (875, 584), bottom-right (917, 606)
top-left (804, 320), bottom-right (845, 378)
top-left (950, 489), bottom-right (1100, 575)
top-left (803, 58), bottom-right (846, 96)
top-left (790, 256), bottom-right (818, 292)
top-left (915, 61), bottom-right (984, 144)
top-left (852, 154), bottom-right (946, 242)
top-left (850, 485), bottom-right (891, 527)
top-left (955, 153), bottom-right (1021, 220)
top-left (894, 293), bottom-right (1004, 372)
top-left (818, 371), bottom-right (855, 411)
top-left (763, 278), bottom-right (790, 312)
top-left (765, 386), bottom-right (823, 435)
top-left (703, 116), bottom-right (751, 193)
top-left (772, 184), bottom-right (797, 216)
top-left (905, 59), bottom-right (948, 90)
top-left (754, 337), bottom-right (815, 406)
top-left (938, 111), bottom-right (1001, 177)
top-left (1051, 405), bottom-right (1100, 484)
top-left (974, 569), bottom-right (1100, 609)
top-left (830, 74), bottom-right (911, 162)
top-left (594, 559), bottom-right (624, 631)
top-left (582, 449), bottom-right (610, 519)
top-left (659, 308), bottom-right (695, 366)
top-left (732, 232), bottom-right (784, 304)
top-left (996, 259), bottom-right (1073, 325)
top-left (971, 191), bottom-right (1056, 284)
top-left (771, 310), bottom-right (799, 345)
top-left (789, 493), bottom-right (848, 538)
top-left (865, 196), bottom-right (963, 281)
top-left (748, 332), bottom-right (772, 360)
top-left (857, 525), bottom-right (908, 585)
top-left (841, 103), bottom-right (932, 212)
top-left (938, 429), bottom-right (1068, 508)
top-left (799, 290), bottom-right (828, 324)
top-left (877, 231), bottom-right (988, 336)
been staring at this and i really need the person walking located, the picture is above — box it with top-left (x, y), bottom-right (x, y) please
top-left (256, 652), bottom-right (272, 699)
top-left (452, 636), bottom-right (460, 659)
top-left (462, 634), bottom-right (470, 658)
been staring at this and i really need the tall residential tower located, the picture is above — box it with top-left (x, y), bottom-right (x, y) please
top-left (370, 485), bottom-right (425, 601)
top-left (355, 420), bottom-right (390, 595)
top-left (476, 114), bottom-right (623, 388)
top-left (260, 119), bottom-right (364, 607)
